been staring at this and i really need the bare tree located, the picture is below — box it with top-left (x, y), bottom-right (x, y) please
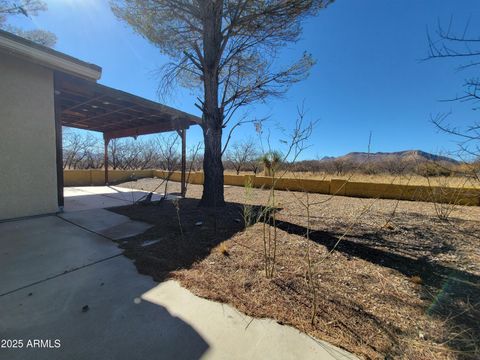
top-left (246, 156), bottom-right (261, 174)
top-left (187, 144), bottom-right (204, 172)
top-left (258, 107), bottom-right (316, 278)
top-left (108, 139), bottom-right (140, 170)
top-left (226, 138), bottom-right (258, 174)
top-left (332, 158), bottom-right (347, 176)
top-left (63, 130), bottom-right (100, 169)
top-left (111, 0), bottom-right (333, 206)
top-left (155, 134), bottom-right (181, 171)
top-left (426, 18), bottom-right (480, 179)
top-left (0, 0), bottom-right (56, 47)
top-left (153, 133), bottom-right (181, 196)
top-left (108, 139), bottom-right (123, 170)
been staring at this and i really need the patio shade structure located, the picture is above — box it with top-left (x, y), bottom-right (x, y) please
top-left (54, 72), bottom-right (201, 206)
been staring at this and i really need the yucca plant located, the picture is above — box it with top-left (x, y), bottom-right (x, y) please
top-left (261, 151), bottom-right (282, 177)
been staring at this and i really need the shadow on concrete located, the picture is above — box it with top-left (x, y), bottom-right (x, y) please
top-left (0, 243), bottom-right (209, 360)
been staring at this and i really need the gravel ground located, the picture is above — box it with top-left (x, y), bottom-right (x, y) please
top-left (115, 178), bottom-right (480, 359)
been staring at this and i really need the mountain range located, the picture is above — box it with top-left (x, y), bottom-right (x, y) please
top-left (320, 150), bottom-right (459, 164)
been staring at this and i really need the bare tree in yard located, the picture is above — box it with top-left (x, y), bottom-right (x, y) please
top-left (0, 1), bottom-right (56, 46)
top-left (111, 0), bottom-right (333, 206)
top-left (426, 19), bottom-right (480, 181)
top-left (151, 134), bottom-right (182, 197)
top-left (155, 134), bottom-right (181, 172)
top-left (187, 143), bottom-right (204, 172)
top-left (226, 138), bottom-right (258, 174)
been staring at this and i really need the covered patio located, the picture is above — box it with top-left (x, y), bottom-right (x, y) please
top-left (54, 72), bottom-right (201, 208)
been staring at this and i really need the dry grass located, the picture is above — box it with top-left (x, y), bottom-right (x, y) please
top-left (114, 178), bottom-right (480, 359)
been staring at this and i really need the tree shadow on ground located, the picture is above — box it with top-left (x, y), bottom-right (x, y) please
top-left (110, 198), bottom-right (266, 282)
top-left (274, 219), bottom-right (480, 358)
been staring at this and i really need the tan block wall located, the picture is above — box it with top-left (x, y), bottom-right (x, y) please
top-left (64, 170), bottom-right (92, 187)
top-left (64, 169), bottom-right (154, 186)
top-left (0, 53), bottom-right (58, 220)
top-left (63, 170), bottom-right (480, 206)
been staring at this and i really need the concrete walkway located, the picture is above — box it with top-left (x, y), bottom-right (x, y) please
top-left (0, 198), bottom-right (357, 359)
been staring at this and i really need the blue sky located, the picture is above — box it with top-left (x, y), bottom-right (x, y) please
top-left (8, 0), bottom-right (480, 159)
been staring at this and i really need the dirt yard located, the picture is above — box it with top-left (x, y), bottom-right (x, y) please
top-left (112, 178), bottom-right (480, 360)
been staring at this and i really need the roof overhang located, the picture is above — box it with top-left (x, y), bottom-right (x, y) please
top-left (55, 73), bottom-right (201, 139)
top-left (0, 30), bottom-right (101, 81)
top-left (0, 30), bottom-right (200, 138)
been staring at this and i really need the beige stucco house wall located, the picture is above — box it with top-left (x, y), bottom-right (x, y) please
top-left (0, 52), bottom-right (58, 220)
top-left (0, 30), bottom-right (101, 221)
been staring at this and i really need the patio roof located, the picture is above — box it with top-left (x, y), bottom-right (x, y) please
top-left (55, 72), bottom-right (201, 140)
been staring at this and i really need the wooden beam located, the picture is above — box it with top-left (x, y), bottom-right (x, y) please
top-left (54, 74), bottom-right (64, 209)
top-left (104, 119), bottom-right (191, 140)
top-left (181, 128), bottom-right (187, 197)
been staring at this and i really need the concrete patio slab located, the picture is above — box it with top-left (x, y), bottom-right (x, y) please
top-left (0, 256), bottom-right (209, 360)
top-left (59, 208), bottom-right (152, 240)
top-left (0, 216), bottom-right (121, 296)
top-left (145, 281), bottom-right (357, 360)
top-left (0, 214), bottom-right (357, 359)
top-left (64, 186), bottom-right (177, 212)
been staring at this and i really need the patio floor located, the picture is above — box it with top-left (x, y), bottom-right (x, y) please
top-left (64, 186), bottom-right (172, 212)
top-left (0, 186), bottom-right (356, 360)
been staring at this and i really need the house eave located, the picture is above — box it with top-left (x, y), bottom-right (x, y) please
top-left (0, 31), bottom-right (101, 81)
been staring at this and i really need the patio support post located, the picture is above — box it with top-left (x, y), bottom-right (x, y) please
top-left (104, 135), bottom-right (110, 185)
top-left (54, 77), bottom-right (64, 209)
top-left (181, 128), bottom-right (186, 197)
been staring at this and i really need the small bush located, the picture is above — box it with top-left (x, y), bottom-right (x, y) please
top-left (217, 243), bottom-right (230, 257)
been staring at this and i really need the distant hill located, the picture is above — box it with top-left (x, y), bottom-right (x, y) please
top-left (322, 150), bottom-right (459, 165)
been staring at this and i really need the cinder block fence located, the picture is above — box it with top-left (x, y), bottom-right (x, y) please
top-left (64, 169), bottom-right (480, 206)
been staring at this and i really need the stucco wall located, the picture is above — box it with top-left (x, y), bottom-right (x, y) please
top-left (0, 52), bottom-right (58, 220)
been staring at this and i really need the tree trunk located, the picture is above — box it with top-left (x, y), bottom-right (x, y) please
top-left (199, 0), bottom-right (225, 207)
top-left (200, 125), bottom-right (225, 207)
